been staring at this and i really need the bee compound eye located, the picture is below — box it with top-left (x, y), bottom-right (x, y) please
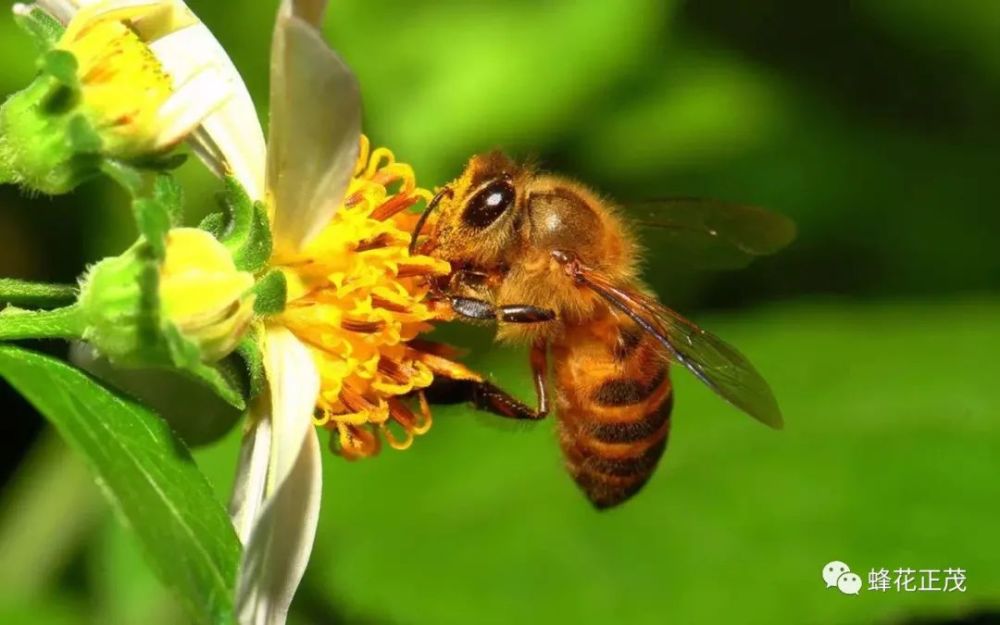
top-left (462, 179), bottom-right (515, 229)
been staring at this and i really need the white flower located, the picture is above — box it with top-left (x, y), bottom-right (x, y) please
top-left (32, 2), bottom-right (354, 623)
top-left (198, 1), bottom-right (364, 624)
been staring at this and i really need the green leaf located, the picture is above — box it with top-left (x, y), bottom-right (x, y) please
top-left (0, 346), bottom-right (240, 625)
top-left (90, 517), bottom-right (191, 625)
top-left (73, 344), bottom-right (244, 448)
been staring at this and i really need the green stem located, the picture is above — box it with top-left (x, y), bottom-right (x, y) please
top-left (0, 304), bottom-right (84, 340)
top-left (0, 278), bottom-right (77, 307)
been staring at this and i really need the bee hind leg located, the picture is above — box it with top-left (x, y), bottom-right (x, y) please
top-left (423, 379), bottom-right (545, 420)
top-left (424, 340), bottom-right (550, 421)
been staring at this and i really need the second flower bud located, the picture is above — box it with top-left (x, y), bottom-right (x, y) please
top-left (80, 227), bottom-right (255, 367)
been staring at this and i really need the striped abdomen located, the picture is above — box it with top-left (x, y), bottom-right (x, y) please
top-left (551, 315), bottom-right (673, 509)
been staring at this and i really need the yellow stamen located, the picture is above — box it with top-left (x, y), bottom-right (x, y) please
top-left (275, 137), bottom-right (456, 458)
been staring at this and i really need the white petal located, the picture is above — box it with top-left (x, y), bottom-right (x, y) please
top-left (41, 0), bottom-right (171, 21)
top-left (32, 0), bottom-right (184, 26)
top-left (31, 0), bottom-right (85, 23)
top-left (147, 23), bottom-right (214, 85)
top-left (261, 326), bottom-right (320, 496)
top-left (70, 0), bottom-right (174, 30)
top-left (16, 1), bottom-right (70, 24)
top-left (229, 327), bottom-right (319, 540)
top-left (51, 0), bottom-right (103, 9)
top-left (150, 21), bottom-right (267, 200)
top-left (154, 66), bottom-right (231, 150)
top-left (236, 427), bottom-right (322, 625)
top-left (279, 0), bottom-right (327, 26)
top-left (229, 327), bottom-right (321, 623)
top-left (267, 0), bottom-right (360, 253)
top-left (229, 403), bottom-right (272, 545)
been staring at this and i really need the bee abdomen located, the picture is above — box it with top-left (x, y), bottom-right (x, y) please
top-left (560, 382), bottom-right (674, 510)
top-left (564, 437), bottom-right (668, 509)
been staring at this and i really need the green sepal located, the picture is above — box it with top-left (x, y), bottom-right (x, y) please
top-left (101, 159), bottom-right (145, 195)
top-left (78, 239), bottom-right (161, 361)
top-left (39, 49), bottom-right (78, 89)
top-left (251, 269), bottom-right (287, 316)
top-left (161, 323), bottom-right (246, 411)
top-left (0, 74), bottom-right (98, 193)
top-left (215, 176), bottom-right (273, 272)
top-left (13, 4), bottom-right (65, 52)
top-left (66, 115), bottom-right (101, 153)
top-left (235, 325), bottom-right (265, 400)
top-left (139, 174), bottom-right (185, 244)
top-left (102, 163), bottom-right (182, 257)
top-left (131, 152), bottom-right (188, 172)
top-left (199, 211), bottom-right (226, 238)
top-left (36, 53), bottom-right (81, 118)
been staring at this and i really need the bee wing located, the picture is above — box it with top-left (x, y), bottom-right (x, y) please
top-left (267, 1), bottom-right (361, 253)
top-left (629, 199), bottom-right (796, 270)
top-left (571, 263), bottom-right (783, 429)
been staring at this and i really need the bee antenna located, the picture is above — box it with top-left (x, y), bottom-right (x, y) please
top-left (410, 186), bottom-right (453, 255)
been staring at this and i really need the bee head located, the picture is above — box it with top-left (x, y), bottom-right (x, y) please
top-left (419, 151), bottom-right (531, 267)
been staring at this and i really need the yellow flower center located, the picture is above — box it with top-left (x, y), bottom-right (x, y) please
top-left (57, 4), bottom-right (188, 156)
top-left (274, 137), bottom-right (476, 459)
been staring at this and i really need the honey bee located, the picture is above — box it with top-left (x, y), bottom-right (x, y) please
top-left (411, 152), bottom-right (795, 509)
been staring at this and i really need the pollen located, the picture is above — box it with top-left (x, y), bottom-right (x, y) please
top-left (276, 137), bottom-right (475, 460)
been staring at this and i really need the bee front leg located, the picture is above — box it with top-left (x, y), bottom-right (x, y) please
top-left (449, 296), bottom-right (555, 324)
top-left (443, 268), bottom-right (555, 323)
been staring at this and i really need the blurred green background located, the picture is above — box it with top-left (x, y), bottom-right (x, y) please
top-left (1, 0), bottom-right (998, 624)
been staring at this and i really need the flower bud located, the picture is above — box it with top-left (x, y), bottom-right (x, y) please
top-left (0, 2), bottom-right (230, 193)
top-left (159, 229), bottom-right (257, 361)
top-left (80, 228), bottom-right (255, 366)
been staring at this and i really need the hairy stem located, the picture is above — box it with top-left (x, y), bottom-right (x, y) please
top-left (0, 304), bottom-right (84, 340)
top-left (0, 278), bottom-right (77, 307)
